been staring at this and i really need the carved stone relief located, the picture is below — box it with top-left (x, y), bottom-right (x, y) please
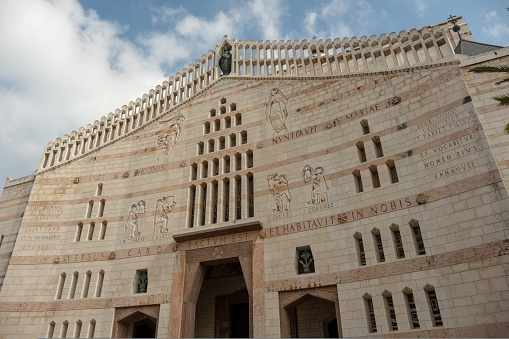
top-left (267, 173), bottom-right (291, 212)
top-left (125, 200), bottom-right (146, 238)
top-left (153, 196), bottom-right (176, 234)
top-left (156, 114), bottom-right (185, 162)
top-left (301, 165), bottom-right (329, 206)
top-left (265, 87), bottom-right (289, 135)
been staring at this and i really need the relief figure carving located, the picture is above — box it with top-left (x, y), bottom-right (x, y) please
top-left (265, 87), bottom-right (289, 135)
top-left (125, 200), bottom-right (146, 238)
top-left (156, 114), bottom-right (185, 162)
top-left (267, 173), bottom-right (291, 212)
top-left (153, 196), bottom-right (176, 234)
top-left (302, 165), bottom-right (329, 206)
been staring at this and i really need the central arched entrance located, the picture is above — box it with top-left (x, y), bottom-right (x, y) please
top-left (180, 241), bottom-right (254, 338)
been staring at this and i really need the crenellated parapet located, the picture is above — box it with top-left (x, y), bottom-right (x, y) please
top-left (37, 24), bottom-right (456, 173)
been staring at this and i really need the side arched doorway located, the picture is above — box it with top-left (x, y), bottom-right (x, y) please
top-left (112, 305), bottom-right (160, 338)
top-left (279, 286), bottom-right (342, 338)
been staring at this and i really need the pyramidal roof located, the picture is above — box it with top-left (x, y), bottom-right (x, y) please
top-left (38, 20), bottom-right (461, 174)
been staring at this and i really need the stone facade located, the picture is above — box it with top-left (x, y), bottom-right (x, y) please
top-left (0, 17), bottom-right (508, 338)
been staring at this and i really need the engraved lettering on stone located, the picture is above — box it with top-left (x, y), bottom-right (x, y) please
top-left (302, 165), bottom-right (329, 206)
top-left (74, 177), bottom-right (80, 184)
top-left (153, 196), bottom-right (176, 234)
top-left (125, 200), bottom-right (146, 238)
top-left (267, 173), bottom-right (291, 212)
top-left (265, 87), bottom-right (289, 135)
top-left (122, 171), bottom-right (130, 178)
top-left (109, 251), bottom-right (116, 260)
top-left (156, 114), bottom-right (185, 162)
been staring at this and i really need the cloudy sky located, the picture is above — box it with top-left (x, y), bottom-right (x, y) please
top-left (0, 0), bottom-right (508, 185)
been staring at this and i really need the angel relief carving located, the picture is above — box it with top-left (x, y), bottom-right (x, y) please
top-left (125, 200), bottom-right (146, 238)
top-left (156, 114), bottom-right (185, 162)
top-left (302, 165), bottom-right (329, 206)
top-left (267, 173), bottom-right (291, 212)
top-left (265, 87), bottom-right (289, 135)
top-left (153, 196), bottom-right (176, 234)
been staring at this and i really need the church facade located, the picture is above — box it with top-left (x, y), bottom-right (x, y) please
top-left (0, 17), bottom-right (508, 338)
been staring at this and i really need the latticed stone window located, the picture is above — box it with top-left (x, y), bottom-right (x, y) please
top-left (212, 181), bottom-right (218, 224)
top-left (201, 183), bottom-right (207, 226)
top-left (426, 287), bottom-right (443, 327)
top-left (390, 224), bottom-right (405, 259)
top-left (297, 247), bottom-right (315, 274)
top-left (248, 174), bottom-right (254, 218)
top-left (353, 170), bottom-right (363, 193)
top-left (224, 179), bottom-right (230, 222)
top-left (410, 220), bottom-right (426, 255)
top-left (387, 160), bottom-right (399, 183)
top-left (373, 136), bottom-right (384, 157)
top-left (361, 119), bottom-right (370, 134)
top-left (384, 292), bottom-right (398, 331)
top-left (404, 289), bottom-right (420, 329)
top-left (134, 269), bottom-right (148, 294)
top-left (372, 228), bottom-right (385, 262)
top-left (354, 232), bottom-right (366, 266)
top-left (236, 176), bottom-right (242, 220)
top-left (370, 165), bottom-right (381, 188)
top-left (357, 141), bottom-right (367, 163)
top-left (364, 294), bottom-right (377, 333)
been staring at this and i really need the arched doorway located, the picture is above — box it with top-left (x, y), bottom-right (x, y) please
top-left (112, 305), bottom-right (159, 338)
top-left (279, 286), bottom-right (342, 338)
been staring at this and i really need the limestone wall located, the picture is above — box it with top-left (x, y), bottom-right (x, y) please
top-left (0, 55), bottom-right (508, 338)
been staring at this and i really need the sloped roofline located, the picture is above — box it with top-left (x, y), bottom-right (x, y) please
top-left (37, 23), bottom-right (457, 174)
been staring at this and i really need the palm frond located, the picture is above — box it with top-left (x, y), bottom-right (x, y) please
top-left (495, 78), bottom-right (509, 85)
top-left (494, 94), bottom-right (509, 106)
top-left (469, 65), bottom-right (509, 74)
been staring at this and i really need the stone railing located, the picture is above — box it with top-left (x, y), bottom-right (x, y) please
top-left (37, 25), bottom-right (455, 173)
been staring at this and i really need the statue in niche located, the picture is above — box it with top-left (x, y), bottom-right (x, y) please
top-left (156, 114), bottom-right (185, 162)
top-left (265, 87), bottom-right (289, 135)
top-left (153, 196), bottom-right (176, 234)
top-left (302, 165), bottom-right (329, 206)
top-left (219, 46), bottom-right (232, 76)
top-left (137, 271), bottom-right (148, 293)
top-left (125, 200), bottom-right (146, 238)
top-left (267, 173), bottom-right (291, 212)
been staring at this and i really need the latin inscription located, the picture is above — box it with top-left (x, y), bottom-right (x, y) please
top-left (25, 227), bottom-right (60, 232)
top-left (301, 202), bottom-right (335, 214)
top-left (414, 109), bottom-right (476, 142)
top-left (19, 234), bottom-right (61, 240)
top-left (26, 205), bottom-right (63, 219)
top-left (348, 198), bottom-right (414, 221)
top-left (272, 126), bottom-right (317, 145)
top-left (185, 233), bottom-right (249, 250)
top-left (19, 245), bottom-right (57, 251)
top-left (434, 160), bottom-right (477, 180)
top-left (121, 236), bottom-right (146, 244)
top-left (267, 211), bottom-right (289, 222)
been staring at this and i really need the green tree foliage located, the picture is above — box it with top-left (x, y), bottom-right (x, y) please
top-left (469, 65), bottom-right (509, 132)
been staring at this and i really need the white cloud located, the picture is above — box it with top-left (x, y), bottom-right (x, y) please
top-left (248, 0), bottom-right (284, 41)
top-left (302, 0), bottom-right (378, 40)
top-left (482, 11), bottom-right (509, 46)
top-left (413, 0), bottom-right (427, 18)
top-left (0, 0), bottom-right (292, 182)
